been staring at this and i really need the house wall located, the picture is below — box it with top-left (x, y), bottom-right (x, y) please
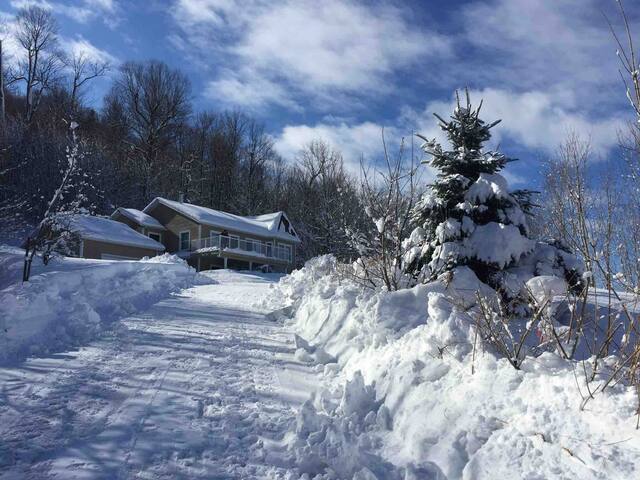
top-left (82, 239), bottom-right (162, 260)
top-left (145, 203), bottom-right (201, 252)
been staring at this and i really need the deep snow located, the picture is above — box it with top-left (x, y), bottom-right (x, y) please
top-left (0, 269), bottom-right (316, 478)
top-left (2, 251), bottom-right (640, 479)
top-left (266, 256), bottom-right (640, 479)
top-left (0, 250), bottom-right (201, 364)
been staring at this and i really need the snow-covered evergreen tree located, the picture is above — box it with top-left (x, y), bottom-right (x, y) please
top-left (404, 91), bottom-right (582, 299)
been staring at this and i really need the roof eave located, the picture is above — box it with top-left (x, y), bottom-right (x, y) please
top-left (113, 207), bottom-right (167, 230)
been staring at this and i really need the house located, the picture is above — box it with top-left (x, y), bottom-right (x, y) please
top-left (136, 197), bottom-right (301, 273)
top-left (65, 214), bottom-right (166, 260)
top-left (65, 198), bottom-right (300, 272)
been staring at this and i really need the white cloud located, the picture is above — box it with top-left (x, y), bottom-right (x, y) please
top-left (411, 88), bottom-right (624, 157)
top-left (275, 82), bottom-right (627, 190)
top-left (272, 120), bottom-right (440, 183)
top-left (62, 35), bottom-right (118, 65)
top-left (204, 69), bottom-right (299, 111)
top-left (9, 0), bottom-right (119, 25)
top-left (0, 11), bottom-right (20, 62)
top-left (171, 0), bottom-right (451, 109)
top-left (274, 121), bottom-right (393, 175)
top-left (171, 0), bottom-right (233, 28)
top-left (459, 0), bottom-right (633, 115)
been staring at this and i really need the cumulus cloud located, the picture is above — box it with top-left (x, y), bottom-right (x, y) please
top-left (171, 0), bottom-right (451, 110)
top-left (273, 120), bottom-right (441, 183)
top-left (273, 84), bottom-right (625, 188)
top-left (459, 0), bottom-right (636, 116)
top-left (410, 88), bottom-right (624, 157)
top-left (275, 121), bottom-right (390, 173)
top-left (204, 69), bottom-right (299, 111)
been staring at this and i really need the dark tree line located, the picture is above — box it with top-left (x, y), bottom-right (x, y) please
top-left (0, 6), bottom-right (369, 263)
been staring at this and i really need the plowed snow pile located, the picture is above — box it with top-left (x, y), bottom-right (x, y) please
top-left (266, 256), bottom-right (640, 479)
top-left (0, 250), bottom-right (206, 364)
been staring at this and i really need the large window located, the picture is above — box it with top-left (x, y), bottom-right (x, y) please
top-left (179, 231), bottom-right (191, 251)
top-left (229, 235), bottom-right (239, 249)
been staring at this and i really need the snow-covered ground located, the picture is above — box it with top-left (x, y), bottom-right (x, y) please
top-left (0, 248), bottom-right (204, 364)
top-left (3, 251), bottom-right (640, 479)
top-left (267, 256), bottom-right (640, 479)
top-left (0, 269), bottom-right (316, 479)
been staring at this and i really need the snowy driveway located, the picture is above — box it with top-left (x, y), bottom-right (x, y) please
top-left (0, 271), bottom-right (314, 479)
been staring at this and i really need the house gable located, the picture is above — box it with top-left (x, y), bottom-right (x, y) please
top-left (143, 202), bottom-right (201, 252)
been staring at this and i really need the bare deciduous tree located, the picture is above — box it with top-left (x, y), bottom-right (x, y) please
top-left (10, 6), bottom-right (63, 124)
top-left (107, 60), bottom-right (191, 202)
top-left (67, 52), bottom-right (110, 117)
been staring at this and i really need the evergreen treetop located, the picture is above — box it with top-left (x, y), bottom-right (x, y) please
top-left (404, 90), bottom-right (533, 285)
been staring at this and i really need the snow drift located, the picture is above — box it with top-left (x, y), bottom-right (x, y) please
top-left (268, 256), bottom-right (640, 479)
top-left (0, 250), bottom-right (207, 364)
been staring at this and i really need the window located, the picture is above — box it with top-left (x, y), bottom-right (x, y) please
top-left (179, 231), bottom-right (191, 251)
top-left (229, 235), bottom-right (239, 249)
top-left (148, 232), bottom-right (161, 243)
top-left (266, 242), bottom-right (273, 257)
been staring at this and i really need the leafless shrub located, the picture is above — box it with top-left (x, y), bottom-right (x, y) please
top-left (341, 130), bottom-right (422, 291)
top-left (538, 130), bottom-right (640, 424)
top-left (470, 289), bottom-right (548, 370)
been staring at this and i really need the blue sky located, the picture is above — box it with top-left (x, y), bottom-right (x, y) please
top-left (1, 0), bottom-right (638, 188)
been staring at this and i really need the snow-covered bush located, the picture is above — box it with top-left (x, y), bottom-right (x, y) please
top-left (403, 91), bottom-right (583, 307)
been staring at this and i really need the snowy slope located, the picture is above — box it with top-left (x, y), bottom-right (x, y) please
top-left (0, 249), bottom-right (203, 364)
top-left (268, 256), bottom-right (640, 479)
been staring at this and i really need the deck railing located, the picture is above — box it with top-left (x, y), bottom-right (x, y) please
top-left (190, 234), bottom-right (292, 262)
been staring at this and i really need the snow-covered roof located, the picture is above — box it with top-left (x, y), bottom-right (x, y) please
top-left (144, 197), bottom-right (301, 243)
top-left (112, 208), bottom-right (166, 230)
top-left (68, 215), bottom-right (165, 250)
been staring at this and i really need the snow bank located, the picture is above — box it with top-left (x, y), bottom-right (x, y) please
top-left (271, 256), bottom-right (640, 479)
top-left (0, 251), bottom-right (207, 364)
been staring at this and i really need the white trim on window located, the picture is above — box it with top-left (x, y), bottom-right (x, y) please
top-left (179, 230), bottom-right (191, 251)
